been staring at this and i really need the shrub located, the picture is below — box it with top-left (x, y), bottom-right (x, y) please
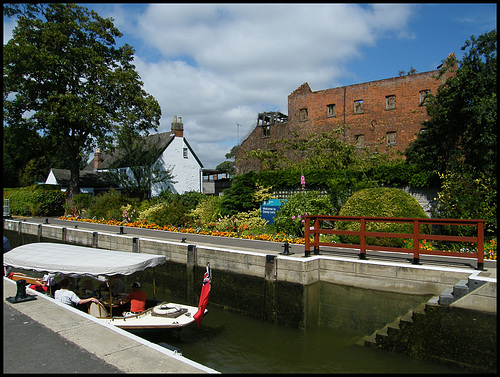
top-left (85, 190), bottom-right (129, 221)
top-left (336, 187), bottom-right (429, 247)
top-left (274, 191), bottom-right (334, 237)
top-left (138, 200), bottom-right (190, 227)
top-left (432, 171), bottom-right (497, 239)
top-left (189, 196), bottom-right (222, 227)
top-left (3, 185), bottom-right (66, 216)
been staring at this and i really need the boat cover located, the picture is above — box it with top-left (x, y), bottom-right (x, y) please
top-left (3, 242), bottom-right (166, 278)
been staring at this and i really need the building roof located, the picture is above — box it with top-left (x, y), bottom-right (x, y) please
top-left (85, 131), bottom-right (203, 171)
top-left (48, 168), bottom-right (118, 188)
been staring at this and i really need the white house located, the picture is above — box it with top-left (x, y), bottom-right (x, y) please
top-left (89, 116), bottom-right (204, 196)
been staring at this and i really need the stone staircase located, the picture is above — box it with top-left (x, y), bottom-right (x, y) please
top-left (358, 277), bottom-right (488, 349)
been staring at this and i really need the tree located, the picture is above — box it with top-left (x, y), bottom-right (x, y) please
top-left (405, 29), bottom-right (497, 177)
top-left (107, 128), bottom-right (175, 200)
top-left (3, 3), bottom-right (161, 196)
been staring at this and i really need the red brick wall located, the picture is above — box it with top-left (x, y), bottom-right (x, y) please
top-left (236, 59), bottom-right (455, 174)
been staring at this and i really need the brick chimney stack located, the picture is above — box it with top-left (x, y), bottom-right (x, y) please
top-left (93, 148), bottom-right (103, 170)
top-left (171, 115), bottom-right (184, 137)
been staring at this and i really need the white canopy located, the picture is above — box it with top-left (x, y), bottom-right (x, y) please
top-left (3, 242), bottom-right (166, 278)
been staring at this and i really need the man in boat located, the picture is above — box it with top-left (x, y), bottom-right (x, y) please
top-left (100, 275), bottom-right (126, 297)
top-left (55, 278), bottom-right (99, 309)
top-left (119, 282), bottom-right (146, 317)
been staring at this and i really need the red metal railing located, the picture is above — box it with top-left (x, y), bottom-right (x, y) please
top-left (304, 216), bottom-right (485, 270)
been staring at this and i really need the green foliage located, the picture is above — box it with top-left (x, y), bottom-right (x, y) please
top-left (274, 191), bottom-right (334, 237)
top-left (189, 196), bottom-right (223, 226)
top-left (64, 193), bottom-right (95, 217)
top-left (406, 29), bottom-right (497, 177)
top-left (3, 3), bottom-right (161, 194)
top-left (215, 209), bottom-right (268, 232)
top-left (220, 171), bottom-right (260, 216)
top-left (432, 171), bottom-right (497, 239)
top-left (138, 200), bottom-right (190, 227)
top-left (336, 188), bottom-right (429, 247)
top-left (85, 190), bottom-right (129, 221)
top-left (3, 186), bottom-right (66, 216)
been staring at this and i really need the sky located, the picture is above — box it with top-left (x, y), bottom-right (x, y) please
top-left (3, 3), bottom-right (497, 169)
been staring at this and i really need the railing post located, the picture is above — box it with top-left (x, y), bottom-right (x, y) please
top-left (313, 217), bottom-right (320, 255)
top-left (412, 219), bottom-right (420, 265)
top-left (358, 218), bottom-right (366, 259)
top-left (304, 217), bottom-right (311, 257)
top-left (476, 220), bottom-right (484, 270)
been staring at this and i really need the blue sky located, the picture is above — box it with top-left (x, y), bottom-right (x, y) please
top-left (3, 3), bottom-right (496, 169)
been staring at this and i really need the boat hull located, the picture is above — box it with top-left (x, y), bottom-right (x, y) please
top-left (95, 303), bottom-right (206, 330)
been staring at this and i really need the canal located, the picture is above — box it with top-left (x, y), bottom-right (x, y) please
top-left (4, 232), bottom-right (467, 373)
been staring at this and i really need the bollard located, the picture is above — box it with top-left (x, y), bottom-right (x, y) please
top-left (118, 226), bottom-right (125, 234)
top-left (280, 242), bottom-right (294, 255)
top-left (6, 279), bottom-right (37, 304)
top-left (181, 237), bottom-right (187, 243)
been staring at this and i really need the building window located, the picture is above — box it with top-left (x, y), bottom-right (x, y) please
top-left (419, 89), bottom-right (431, 105)
top-left (327, 104), bottom-right (336, 117)
top-left (299, 108), bottom-right (308, 121)
top-left (183, 147), bottom-right (188, 158)
top-left (355, 134), bottom-right (364, 148)
top-left (262, 125), bottom-right (270, 137)
top-left (354, 100), bottom-right (364, 114)
top-left (385, 95), bottom-right (396, 110)
top-left (386, 132), bottom-right (397, 145)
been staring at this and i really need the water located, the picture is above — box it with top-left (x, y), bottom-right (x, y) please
top-left (132, 306), bottom-right (465, 374)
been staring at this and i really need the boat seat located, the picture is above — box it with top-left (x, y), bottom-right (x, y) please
top-left (88, 302), bottom-right (109, 318)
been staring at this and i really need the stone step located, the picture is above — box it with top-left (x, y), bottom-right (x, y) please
top-left (438, 287), bottom-right (454, 305)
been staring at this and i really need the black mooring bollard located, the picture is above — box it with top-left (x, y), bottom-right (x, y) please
top-left (181, 238), bottom-right (187, 243)
top-left (280, 242), bottom-right (294, 255)
top-left (45, 218), bottom-right (49, 224)
top-left (6, 279), bottom-right (37, 304)
top-left (118, 226), bottom-right (125, 235)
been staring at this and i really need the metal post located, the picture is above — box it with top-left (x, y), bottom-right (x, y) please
top-left (358, 218), bottom-right (366, 259)
top-left (412, 220), bottom-right (420, 265)
top-left (304, 217), bottom-right (311, 257)
top-left (476, 220), bottom-right (485, 270)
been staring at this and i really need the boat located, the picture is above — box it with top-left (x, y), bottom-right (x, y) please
top-left (3, 242), bottom-right (207, 330)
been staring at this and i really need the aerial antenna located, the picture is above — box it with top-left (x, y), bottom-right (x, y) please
top-left (236, 123), bottom-right (242, 145)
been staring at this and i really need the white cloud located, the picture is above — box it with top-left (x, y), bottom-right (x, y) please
top-left (4, 3), bottom-right (417, 169)
top-left (124, 4), bottom-right (417, 168)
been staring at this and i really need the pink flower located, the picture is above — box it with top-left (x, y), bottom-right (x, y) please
top-left (292, 216), bottom-right (296, 220)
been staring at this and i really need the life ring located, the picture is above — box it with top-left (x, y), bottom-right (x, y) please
top-left (153, 303), bottom-right (181, 316)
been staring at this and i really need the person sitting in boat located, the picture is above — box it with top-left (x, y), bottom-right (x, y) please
top-left (100, 275), bottom-right (126, 297)
top-left (120, 282), bottom-right (146, 317)
top-left (34, 273), bottom-right (57, 295)
top-left (54, 278), bottom-right (99, 309)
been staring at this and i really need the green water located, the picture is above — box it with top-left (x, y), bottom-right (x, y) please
top-left (132, 306), bottom-right (465, 374)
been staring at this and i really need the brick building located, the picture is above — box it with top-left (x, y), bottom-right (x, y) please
top-left (236, 53), bottom-right (456, 174)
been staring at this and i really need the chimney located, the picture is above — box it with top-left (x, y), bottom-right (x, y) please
top-left (171, 115), bottom-right (184, 137)
top-left (93, 148), bottom-right (103, 170)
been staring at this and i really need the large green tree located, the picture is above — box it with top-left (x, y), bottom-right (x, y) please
top-left (3, 3), bottom-right (161, 195)
top-left (405, 29), bottom-right (497, 177)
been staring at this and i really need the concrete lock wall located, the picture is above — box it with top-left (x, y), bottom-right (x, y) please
top-left (4, 219), bottom-right (496, 367)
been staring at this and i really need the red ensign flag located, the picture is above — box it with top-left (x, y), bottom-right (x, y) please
top-left (193, 263), bottom-right (211, 326)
